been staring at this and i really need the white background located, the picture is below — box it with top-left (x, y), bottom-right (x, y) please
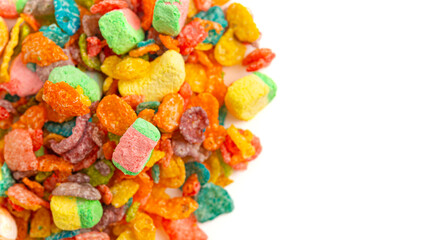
top-left (193, 0), bottom-right (423, 239)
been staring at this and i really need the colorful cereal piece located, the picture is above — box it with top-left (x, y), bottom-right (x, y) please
top-left (185, 161), bottom-right (210, 186)
top-left (151, 164), bottom-right (160, 183)
top-left (0, 0), bottom-right (18, 18)
top-left (0, 163), bottom-right (15, 197)
top-left (226, 2), bottom-right (260, 43)
top-left (6, 183), bottom-right (50, 210)
top-left (158, 155), bottom-right (186, 188)
top-left (82, 159), bottom-right (115, 187)
top-left (97, 95), bottom-right (137, 135)
top-left (118, 50), bottom-right (186, 101)
top-left (54, 0), bottom-right (81, 35)
top-left (4, 129), bottom-right (38, 171)
top-left (194, 6), bottom-right (227, 45)
top-left (40, 23), bottom-right (70, 48)
top-left (194, 182), bottom-right (234, 222)
top-left (225, 72), bottom-right (277, 120)
top-left (185, 63), bottom-right (207, 93)
top-left (182, 173), bottom-right (201, 196)
top-left (51, 196), bottom-right (103, 230)
top-left (23, 0), bottom-right (55, 17)
top-left (0, 207), bottom-right (17, 240)
top-left (52, 182), bottom-right (101, 200)
top-left (48, 66), bottom-right (101, 102)
top-left (0, 52), bottom-right (44, 97)
top-left (179, 106), bottom-right (209, 144)
top-left (112, 118), bottom-right (160, 175)
top-left (152, 0), bottom-right (189, 36)
top-left (99, 9), bottom-right (144, 54)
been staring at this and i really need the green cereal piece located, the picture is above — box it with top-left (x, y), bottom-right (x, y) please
top-left (76, 197), bottom-right (103, 228)
top-left (35, 146), bottom-right (45, 157)
top-left (35, 171), bottom-right (52, 183)
top-left (184, 162), bottom-right (210, 186)
top-left (253, 72), bottom-right (277, 102)
top-left (16, 0), bottom-right (28, 13)
top-left (99, 10), bottom-right (144, 55)
top-left (0, 163), bottom-right (15, 197)
top-left (12, 24), bottom-right (30, 59)
top-left (48, 65), bottom-right (101, 102)
top-left (194, 183), bottom-right (234, 223)
top-left (82, 159), bottom-right (115, 187)
top-left (131, 118), bottom-right (161, 142)
top-left (75, 0), bottom-right (94, 9)
top-left (218, 104), bottom-right (228, 126)
top-left (136, 101), bottom-right (160, 114)
top-left (79, 33), bottom-right (101, 71)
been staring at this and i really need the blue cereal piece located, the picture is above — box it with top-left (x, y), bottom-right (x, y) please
top-left (218, 104), bottom-right (228, 126)
top-left (194, 6), bottom-right (228, 45)
top-left (194, 183), bottom-right (234, 223)
top-left (152, 164), bottom-right (160, 184)
top-left (54, 0), bottom-right (81, 35)
top-left (45, 230), bottom-right (80, 240)
top-left (44, 118), bottom-right (76, 138)
top-left (136, 101), bottom-right (160, 114)
top-left (184, 162), bottom-right (210, 186)
top-left (40, 24), bottom-right (70, 48)
top-left (26, 63), bottom-right (36, 72)
top-left (0, 163), bottom-right (15, 197)
top-left (137, 39), bottom-right (155, 48)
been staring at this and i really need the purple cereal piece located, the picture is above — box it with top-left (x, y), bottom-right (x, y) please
top-left (50, 113), bottom-right (90, 154)
top-left (52, 182), bottom-right (101, 200)
top-left (67, 173), bottom-right (91, 183)
top-left (93, 205), bottom-right (127, 231)
top-left (179, 107), bottom-right (209, 144)
top-left (12, 170), bottom-right (37, 180)
top-left (35, 49), bottom-right (74, 82)
top-left (82, 14), bottom-right (102, 37)
top-left (90, 124), bottom-right (106, 147)
top-left (62, 123), bottom-right (97, 164)
top-left (172, 132), bottom-right (211, 162)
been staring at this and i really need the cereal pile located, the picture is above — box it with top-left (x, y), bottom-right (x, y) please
top-left (0, 0), bottom-right (276, 239)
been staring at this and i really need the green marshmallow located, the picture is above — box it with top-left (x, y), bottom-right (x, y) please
top-left (132, 118), bottom-right (161, 142)
top-left (76, 198), bottom-right (103, 229)
top-left (152, 0), bottom-right (183, 36)
top-left (99, 10), bottom-right (144, 55)
top-left (253, 72), bottom-right (277, 102)
top-left (48, 65), bottom-right (101, 102)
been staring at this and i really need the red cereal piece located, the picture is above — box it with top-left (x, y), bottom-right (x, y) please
top-left (0, 0), bottom-right (18, 18)
top-left (73, 145), bottom-right (99, 171)
top-left (4, 129), bottom-right (38, 171)
top-left (28, 129), bottom-right (43, 151)
top-left (96, 185), bottom-right (113, 205)
top-left (242, 48), bottom-right (276, 72)
top-left (162, 215), bottom-right (207, 240)
top-left (177, 20), bottom-right (208, 55)
top-left (178, 82), bottom-right (193, 108)
top-left (90, 0), bottom-right (128, 14)
top-left (6, 184), bottom-right (50, 210)
top-left (87, 36), bottom-right (102, 57)
top-left (0, 106), bottom-right (10, 120)
top-left (43, 173), bottom-right (59, 192)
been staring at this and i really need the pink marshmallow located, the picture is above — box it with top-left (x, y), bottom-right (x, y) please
top-left (164, 0), bottom-right (189, 29)
top-left (112, 126), bottom-right (157, 173)
top-left (119, 8), bottom-right (141, 31)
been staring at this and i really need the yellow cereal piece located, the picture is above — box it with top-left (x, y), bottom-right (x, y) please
top-left (159, 156), bottom-right (185, 188)
top-left (227, 125), bottom-right (255, 159)
top-left (226, 3), bottom-right (260, 43)
top-left (103, 77), bottom-right (114, 93)
top-left (118, 50), bottom-right (186, 101)
top-left (215, 174), bottom-right (233, 187)
top-left (224, 73), bottom-right (271, 121)
top-left (214, 28), bottom-right (246, 66)
top-left (129, 212), bottom-right (156, 240)
top-left (100, 55), bottom-right (122, 78)
top-left (50, 196), bottom-right (81, 230)
top-left (113, 57), bottom-right (150, 81)
top-left (146, 150), bottom-right (165, 168)
top-left (195, 43), bottom-right (213, 51)
top-left (185, 63), bottom-right (207, 93)
top-left (75, 85), bottom-right (92, 107)
top-left (117, 230), bottom-right (137, 240)
top-left (205, 152), bottom-right (222, 183)
top-left (188, 0), bottom-right (198, 18)
top-left (0, 17), bottom-right (9, 56)
top-left (110, 180), bottom-right (139, 208)
top-left (0, 18), bottom-right (24, 83)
